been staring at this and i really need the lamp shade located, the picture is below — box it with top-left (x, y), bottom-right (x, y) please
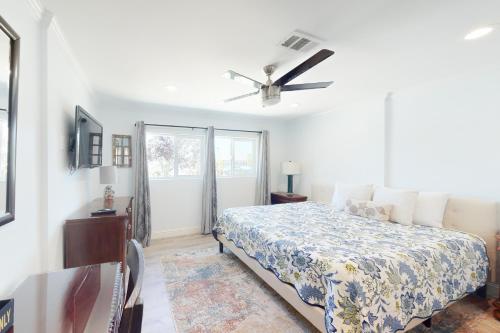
top-left (100, 166), bottom-right (117, 184)
top-left (281, 161), bottom-right (301, 175)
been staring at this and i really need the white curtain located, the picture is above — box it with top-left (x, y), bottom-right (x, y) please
top-left (133, 121), bottom-right (152, 247)
top-left (255, 130), bottom-right (270, 205)
top-left (202, 126), bottom-right (218, 234)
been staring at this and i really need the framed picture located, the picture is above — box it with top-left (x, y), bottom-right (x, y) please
top-left (0, 16), bottom-right (20, 227)
top-left (112, 134), bottom-right (132, 167)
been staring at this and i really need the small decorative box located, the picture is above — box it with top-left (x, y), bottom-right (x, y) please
top-left (0, 299), bottom-right (13, 333)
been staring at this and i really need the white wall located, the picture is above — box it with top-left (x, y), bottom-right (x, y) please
top-left (289, 64), bottom-right (500, 204)
top-left (95, 95), bottom-right (288, 238)
top-left (288, 96), bottom-right (386, 197)
top-left (387, 66), bottom-right (500, 201)
top-left (45, 18), bottom-right (98, 270)
top-left (0, 0), bottom-right (44, 296)
top-left (0, 0), bottom-right (97, 296)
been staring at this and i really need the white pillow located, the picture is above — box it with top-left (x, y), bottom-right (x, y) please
top-left (331, 183), bottom-right (373, 211)
top-left (413, 192), bottom-right (450, 228)
top-left (372, 187), bottom-right (418, 225)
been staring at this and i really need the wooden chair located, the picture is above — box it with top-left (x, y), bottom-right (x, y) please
top-left (119, 239), bottom-right (145, 333)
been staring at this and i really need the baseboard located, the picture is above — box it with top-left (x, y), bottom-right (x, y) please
top-left (151, 227), bottom-right (200, 240)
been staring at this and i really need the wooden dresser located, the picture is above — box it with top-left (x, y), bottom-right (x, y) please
top-left (64, 197), bottom-right (133, 270)
top-left (271, 192), bottom-right (308, 204)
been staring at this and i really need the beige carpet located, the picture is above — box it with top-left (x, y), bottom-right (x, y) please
top-left (160, 243), bottom-right (500, 333)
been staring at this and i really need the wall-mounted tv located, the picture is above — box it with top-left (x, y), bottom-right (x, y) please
top-left (74, 105), bottom-right (103, 168)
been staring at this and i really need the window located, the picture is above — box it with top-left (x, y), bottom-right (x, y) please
top-left (176, 136), bottom-right (202, 176)
top-left (215, 135), bottom-right (257, 177)
top-left (214, 137), bottom-right (231, 176)
top-left (146, 129), bottom-right (257, 179)
top-left (147, 131), bottom-right (203, 178)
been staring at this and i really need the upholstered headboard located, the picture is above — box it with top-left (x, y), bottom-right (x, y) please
top-left (443, 198), bottom-right (497, 282)
top-left (311, 184), bottom-right (498, 282)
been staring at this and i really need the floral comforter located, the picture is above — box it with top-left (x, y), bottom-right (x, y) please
top-left (213, 202), bottom-right (489, 333)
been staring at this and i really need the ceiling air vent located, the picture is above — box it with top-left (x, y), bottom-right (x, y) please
top-left (280, 30), bottom-right (322, 52)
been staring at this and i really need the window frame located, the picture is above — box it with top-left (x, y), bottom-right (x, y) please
top-left (147, 131), bottom-right (205, 180)
top-left (146, 128), bottom-right (259, 180)
top-left (173, 133), bottom-right (205, 178)
top-left (215, 134), bottom-right (258, 178)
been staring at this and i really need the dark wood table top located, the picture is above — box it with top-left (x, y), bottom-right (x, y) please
top-left (10, 263), bottom-right (122, 333)
top-left (270, 192), bottom-right (308, 204)
top-left (271, 192), bottom-right (308, 199)
top-left (68, 196), bottom-right (132, 220)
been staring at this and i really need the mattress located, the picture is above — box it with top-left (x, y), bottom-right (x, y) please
top-left (213, 201), bottom-right (489, 333)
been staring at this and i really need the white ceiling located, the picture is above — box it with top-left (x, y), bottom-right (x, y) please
top-left (42, 0), bottom-right (500, 117)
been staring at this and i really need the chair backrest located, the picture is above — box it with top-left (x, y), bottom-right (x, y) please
top-left (124, 239), bottom-right (145, 309)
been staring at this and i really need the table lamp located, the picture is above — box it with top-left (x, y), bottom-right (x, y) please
top-left (100, 166), bottom-right (117, 201)
top-left (281, 161), bottom-right (301, 193)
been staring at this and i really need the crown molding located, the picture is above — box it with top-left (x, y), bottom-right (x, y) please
top-left (48, 16), bottom-right (94, 95)
top-left (26, 0), bottom-right (44, 21)
top-left (48, 17), bottom-right (94, 95)
top-left (26, 0), bottom-right (94, 95)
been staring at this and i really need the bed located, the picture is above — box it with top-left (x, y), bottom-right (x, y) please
top-left (213, 190), bottom-right (496, 333)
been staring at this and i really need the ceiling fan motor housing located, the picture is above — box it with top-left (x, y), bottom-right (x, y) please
top-left (262, 85), bottom-right (281, 107)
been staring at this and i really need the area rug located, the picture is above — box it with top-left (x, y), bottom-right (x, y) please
top-left (161, 244), bottom-right (500, 333)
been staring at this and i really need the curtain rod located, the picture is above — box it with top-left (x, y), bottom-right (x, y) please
top-left (142, 123), bottom-right (262, 134)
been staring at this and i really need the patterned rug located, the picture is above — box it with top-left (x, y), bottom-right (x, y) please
top-left (161, 244), bottom-right (500, 333)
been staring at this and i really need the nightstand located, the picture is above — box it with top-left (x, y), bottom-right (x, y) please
top-left (271, 192), bottom-right (307, 204)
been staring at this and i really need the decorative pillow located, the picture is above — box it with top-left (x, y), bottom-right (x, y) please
top-left (345, 199), bottom-right (392, 221)
top-left (372, 187), bottom-right (418, 225)
top-left (413, 192), bottom-right (450, 228)
top-left (331, 183), bottom-right (373, 211)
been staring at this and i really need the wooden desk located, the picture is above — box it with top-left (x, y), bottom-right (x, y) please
top-left (11, 263), bottom-right (122, 333)
top-left (64, 197), bottom-right (133, 270)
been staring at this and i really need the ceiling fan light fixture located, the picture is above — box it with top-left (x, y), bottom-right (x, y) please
top-left (261, 85), bottom-right (281, 107)
top-left (262, 95), bottom-right (280, 107)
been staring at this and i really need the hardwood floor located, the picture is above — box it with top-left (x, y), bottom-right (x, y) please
top-left (141, 234), bottom-right (218, 333)
top-left (141, 234), bottom-right (500, 333)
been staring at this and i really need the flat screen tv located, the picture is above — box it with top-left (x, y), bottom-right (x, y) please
top-left (74, 105), bottom-right (103, 168)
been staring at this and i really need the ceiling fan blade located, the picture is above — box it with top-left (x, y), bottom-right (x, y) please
top-left (272, 49), bottom-right (334, 87)
top-left (223, 70), bottom-right (263, 89)
top-left (224, 90), bottom-right (260, 103)
top-left (281, 81), bottom-right (333, 91)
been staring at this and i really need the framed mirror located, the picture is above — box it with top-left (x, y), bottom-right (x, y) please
top-left (0, 17), bottom-right (19, 227)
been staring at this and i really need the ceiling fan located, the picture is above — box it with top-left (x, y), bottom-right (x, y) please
top-left (223, 49), bottom-right (334, 107)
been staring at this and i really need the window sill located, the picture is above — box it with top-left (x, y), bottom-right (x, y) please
top-left (216, 176), bottom-right (257, 179)
top-left (149, 176), bottom-right (257, 181)
top-left (149, 177), bottom-right (202, 181)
